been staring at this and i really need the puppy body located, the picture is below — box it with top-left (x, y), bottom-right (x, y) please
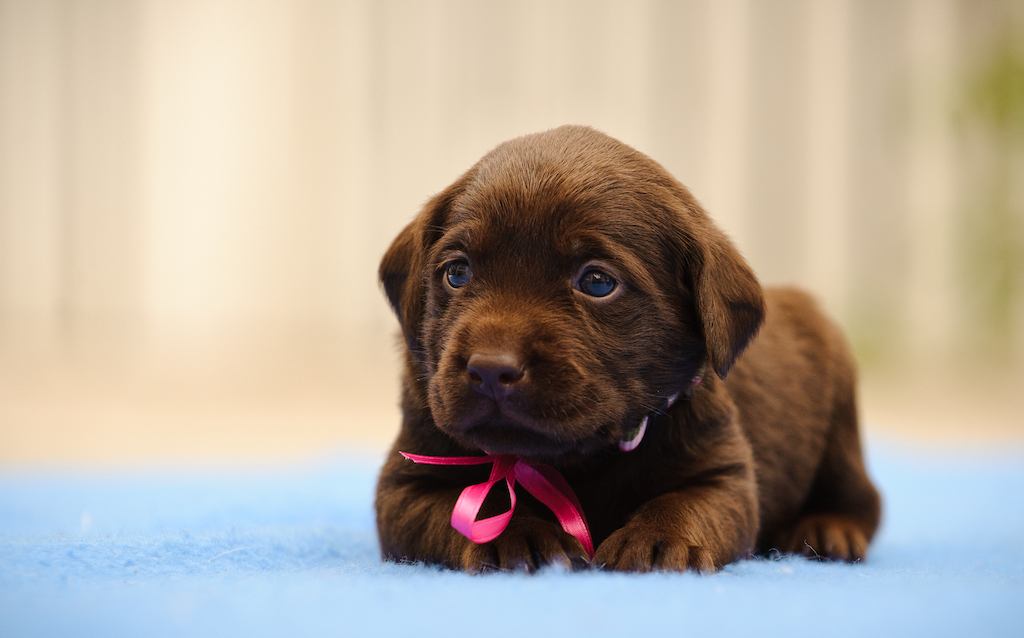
top-left (376, 126), bottom-right (880, 572)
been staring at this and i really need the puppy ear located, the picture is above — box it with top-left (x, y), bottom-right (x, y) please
top-left (686, 222), bottom-right (765, 379)
top-left (379, 222), bottom-right (422, 350)
top-left (379, 184), bottom-right (459, 354)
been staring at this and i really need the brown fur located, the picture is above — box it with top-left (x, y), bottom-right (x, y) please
top-left (375, 125), bottom-right (881, 572)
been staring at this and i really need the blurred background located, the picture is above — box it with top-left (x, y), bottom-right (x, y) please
top-left (1, 0), bottom-right (1022, 467)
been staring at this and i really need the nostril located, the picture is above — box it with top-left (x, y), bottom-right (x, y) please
top-left (498, 369), bottom-right (523, 385)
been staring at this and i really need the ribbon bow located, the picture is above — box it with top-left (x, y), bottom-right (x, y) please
top-left (399, 451), bottom-right (595, 558)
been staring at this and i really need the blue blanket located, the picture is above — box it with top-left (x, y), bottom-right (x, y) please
top-left (2, 441), bottom-right (1022, 637)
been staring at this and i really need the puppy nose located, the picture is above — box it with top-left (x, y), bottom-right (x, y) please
top-left (467, 352), bottom-right (525, 400)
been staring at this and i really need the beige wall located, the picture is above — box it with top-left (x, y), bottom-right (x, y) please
top-left (1, 0), bottom-right (1023, 464)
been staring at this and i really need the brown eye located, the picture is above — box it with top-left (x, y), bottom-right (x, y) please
top-left (445, 259), bottom-right (472, 288)
top-left (578, 269), bottom-right (617, 297)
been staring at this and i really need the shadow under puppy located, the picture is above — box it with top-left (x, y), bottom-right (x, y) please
top-left (376, 125), bottom-right (881, 572)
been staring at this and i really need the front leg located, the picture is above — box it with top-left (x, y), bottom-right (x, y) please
top-left (376, 453), bottom-right (588, 572)
top-left (594, 464), bottom-right (759, 573)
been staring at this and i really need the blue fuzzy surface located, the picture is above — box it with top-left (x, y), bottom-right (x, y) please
top-left (2, 441), bottom-right (1023, 638)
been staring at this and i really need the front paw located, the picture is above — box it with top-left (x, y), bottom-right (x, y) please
top-left (780, 514), bottom-right (870, 562)
top-left (594, 523), bottom-right (719, 573)
top-left (457, 518), bottom-right (590, 573)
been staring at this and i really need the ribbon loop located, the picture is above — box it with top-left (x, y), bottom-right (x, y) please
top-left (450, 455), bottom-right (518, 543)
top-left (400, 451), bottom-right (594, 559)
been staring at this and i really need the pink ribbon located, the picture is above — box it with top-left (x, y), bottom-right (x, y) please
top-left (399, 451), bottom-right (595, 559)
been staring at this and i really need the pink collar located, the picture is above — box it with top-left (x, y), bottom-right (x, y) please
top-left (399, 365), bottom-right (706, 562)
top-left (399, 451), bottom-right (595, 558)
top-left (618, 364), bottom-right (705, 452)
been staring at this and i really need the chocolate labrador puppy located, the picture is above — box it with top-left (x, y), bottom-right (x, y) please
top-left (376, 125), bottom-right (880, 572)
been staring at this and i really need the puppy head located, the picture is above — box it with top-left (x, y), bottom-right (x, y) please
top-left (380, 126), bottom-right (764, 462)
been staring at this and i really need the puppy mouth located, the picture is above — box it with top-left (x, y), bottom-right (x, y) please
top-left (434, 383), bottom-right (673, 460)
top-left (444, 406), bottom-right (648, 463)
top-left (428, 361), bottom-right (644, 461)
top-left (442, 400), bottom-right (568, 451)
top-left (440, 402), bottom-right (616, 461)
top-left (460, 422), bottom-right (581, 458)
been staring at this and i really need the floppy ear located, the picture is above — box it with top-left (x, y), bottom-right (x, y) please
top-left (379, 184), bottom-right (460, 354)
top-left (379, 221), bottom-right (422, 352)
top-left (682, 218), bottom-right (766, 380)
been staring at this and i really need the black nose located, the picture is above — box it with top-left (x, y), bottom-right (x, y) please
top-left (467, 352), bottom-right (525, 400)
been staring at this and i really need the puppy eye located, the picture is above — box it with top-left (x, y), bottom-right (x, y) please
top-left (577, 269), bottom-right (617, 297)
top-left (445, 259), bottom-right (473, 288)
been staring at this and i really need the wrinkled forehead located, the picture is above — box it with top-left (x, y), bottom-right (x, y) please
top-left (431, 168), bottom-right (661, 289)
top-left (448, 188), bottom-right (591, 251)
